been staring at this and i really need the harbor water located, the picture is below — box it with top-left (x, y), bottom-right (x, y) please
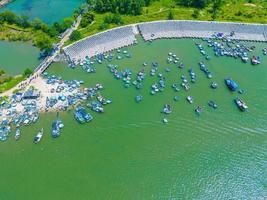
top-left (2, 0), bottom-right (85, 24)
top-left (0, 38), bottom-right (266, 199)
top-left (0, 41), bottom-right (40, 75)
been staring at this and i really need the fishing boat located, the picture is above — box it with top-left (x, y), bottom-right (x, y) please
top-left (241, 56), bottom-right (249, 63)
top-left (14, 128), bottom-right (21, 140)
top-left (75, 106), bottom-right (93, 123)
top-left (135, 95), bottom-right (143, 103)
top-left (51, 120), bottom-right (63, 138)
top-left (162, 104), bottom-right (172, 114)
top-left (251, 56), bottom-right (260, 65)
top-left (225, 78), bottom-right (238, 91)
top-left (208, 101), bottom-right (218, 109)
top-left (195, 106), bottom-right (203, 114)
top-left (174, 96), bottom-right (179, 101)
top-left (88, 101), bottom-right (104, 113)
top-left (75, 107), bottom-right (85, 123)
top-left (33, 128), bottom-right (44, 144)
top-left (187, 96), bottom-right (193, 104)
top-left (211, 82), bottom-right (218, 89)
top-left (163, 118), bottom-right (168, 124)
top-left (234, 98), bottom-right (248, 111)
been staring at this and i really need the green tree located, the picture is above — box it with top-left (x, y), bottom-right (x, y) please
top-left (95, 0), bottom-right (104, 13)
top-left (168, 11), bottom-right (174, 20)
top-left (211, 0), bottom-right (223, 20)
top-left (192, 9), bottom-right (200, 18)
top-left (177, 0), bottom-right (208, 8)
top-left (99, 22), bottom-right (109, 30)
top-left (80, 12), bottom-right (95, 28)
top-left (0, 10), bottom-right (18, 24)
top-left (104, 14), bottom-right (123, 25)
top-left (62, 18), bottom-right (74, 30)
top-left (34, 33), bottom-right (53, 51)
top-left (0, 70), bottom-right (5, 76)
top-left (23, 68), bottom-right (33, 77)
top-left (17, 15), bottom-right (30, 28)
top-left (69, 30), bottom-right (81, 41)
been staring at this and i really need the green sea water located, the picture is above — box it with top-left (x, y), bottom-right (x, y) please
top-left (2, 0), bottom-right (85, 24)
top-left (0, 38), bottom-right (266, 199)
top-left (0, 41), bottom-right (40, 75)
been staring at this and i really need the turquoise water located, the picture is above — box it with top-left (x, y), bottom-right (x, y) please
top-left (0, 38), bottom-right (266, 199)
top-left (0, 41), bottom-right (40, 75)
top-left (2, 0), bottom-right (85, 24)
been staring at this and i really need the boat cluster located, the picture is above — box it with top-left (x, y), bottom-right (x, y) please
top-left (196, 33), bottom-right (261, 65)
top-left (133, 68), bottom-right (146, 90)
top-left (167, 52), bottom-right (180, 64)
top-left (150, 62), bottom-right (159, 76)
top-left (108, 64), bottom-right (134, 88)
top-left (199, 62), bottom-right (212, 79)
top-left (196, 43), bottom-right (211, 60)
top-left (151, 73), bottom-right (166, 95)
top-left (69, 55), bottom-right (97, 73)
top-left (0, 71), bottom-right (112, 142)
top-left (0, 89), bottom-right (40, 141)
top-left (225, 78), bottom-right (248, 111)
top-left (44, 73), bottom-right (88, 111)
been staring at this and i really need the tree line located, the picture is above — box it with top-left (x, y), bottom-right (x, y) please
top-left (87, 0), bottom-right (156, 15)
top-left (0, 9), bottom-right (82, 51)
top-left (177, 0), bottom-right (223, 19)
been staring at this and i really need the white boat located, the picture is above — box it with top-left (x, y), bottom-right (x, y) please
top-left (235, 98), bottom-right (248, 112)
top-left (14, 129), bottom-right (21, 141)
top-left (33, 128), bottom-right (44, 144)
top-left (187, 96), bottom-right (194, 104)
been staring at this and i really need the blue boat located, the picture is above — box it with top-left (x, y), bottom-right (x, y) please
top-left (75, 106), bottom-right (93, 123)
top-left (75, 107), bottom-right (85, 123)
top-left (135, 95), bottom-right (143, 103)
top-left (52, 121), bottom-right (60, 138)
top-left (51, 120), bottom-right (64, 138)
top-left (225, 78), bottom-right (238, 91)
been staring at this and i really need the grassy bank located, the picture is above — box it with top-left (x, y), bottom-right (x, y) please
top-left (0, 23), bottom-right (34, 42)
top-left (0, 68), bottom-right (32, 93)
top-left (65, 0), bottom-right (267, 45)
top-left (0, 75), bottom-right (24, 93)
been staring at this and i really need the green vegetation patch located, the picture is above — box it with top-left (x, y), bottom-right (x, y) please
top-left (65, 0), bottom-right (267, 45)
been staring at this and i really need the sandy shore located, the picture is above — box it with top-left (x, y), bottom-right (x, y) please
top-left (0, 76), bottom-right (79, 120)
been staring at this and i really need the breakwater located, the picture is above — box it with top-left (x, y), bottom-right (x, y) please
top-left (64, 20), bottom-right (267, 62)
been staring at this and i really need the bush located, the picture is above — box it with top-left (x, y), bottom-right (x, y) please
top-left (235, 11), bottom-right (242, 16)
top-left (192, 9), bottom-right (200, 18)
top-left (104, 14), bottom-right (123, 25)
top-left (99, 22), bottom-right (109, 30)
top-left (80, 12), bottom-right (95, 28)
top-left (23, 68), bottom-right (33, 77)
top-left (0, 70), bottom-right (5, 76)
top-left (69, 30), bottom-right (81, 41)
top-left (168, 11), bottom-right (174, 20)
top-left (34, 33), bottom-right (53, 51)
